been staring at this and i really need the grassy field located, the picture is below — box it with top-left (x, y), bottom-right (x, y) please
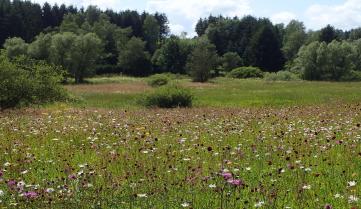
top-left (66, 77), bottom-right (361, 108)
top-left (0, 77), bottom-right (360, 208)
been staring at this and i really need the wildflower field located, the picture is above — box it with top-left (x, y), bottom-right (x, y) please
top-left (0, 78), bottom-right (361, 208)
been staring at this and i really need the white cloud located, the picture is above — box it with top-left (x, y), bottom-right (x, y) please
top-left (169, 24), bottom-right (185, 35)
top-left (147, 0), bottom-right (252, 35)
top-left (147, 0), bottom-right (252, 20)
top-left (271, 12), bottom-right (296, 24)
top-left (306, 0), bottom-right (361, 30)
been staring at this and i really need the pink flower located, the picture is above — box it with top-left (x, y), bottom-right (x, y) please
top-left (227, 179), bottom-right (244, 186)
top-left (23, 191), bottom-right (37, 199)
top-left (324, 204), bottom-right (332, 209)
top-left (7, 180), bottom-right (16, 189)
top-left (68, 174), bottom-right (76, 180)
top-left (222, 172), bottom-right (233, 180)
top-left (0, 170), bottom-right (3, 177)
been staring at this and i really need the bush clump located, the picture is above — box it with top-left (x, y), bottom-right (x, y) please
top-left (227, 67), bottom-right (264, 79)
top-left (340, 71), bottom-right (361, 81)
top-left (0, 54), bottom-right (67, 109)
top-left (264, 71), bottom-right (300, 81)
top-left (141, 85), bottom-right (193, 108)
top-left (147, 74), bottom-right (171, 87)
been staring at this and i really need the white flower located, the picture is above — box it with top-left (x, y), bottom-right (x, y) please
top-left (0, 190), bottom-right (4, 196)
top-left (245, 167), bottom-right (251, 171)
top-left (87, 183), bottom-right (93, 188)
top-left (302, 185), bottom-right (311, 190)
top-left (46, 188), bottom-right (55, 193)
top-left (334, 193), bottom-right (342, 198)
top-left (208, 184), bottom-right (216, 188)
top-left (21, 170), bottom-right (28, 175)
top-left (304, 168), bottom-right (312, 172)
top-left (348, 181), bottom-right (357, 187)
top-left (137, 194), bottom-right (147, 198)
top-left (348, 195), bottom-right (359, 203)
top-left (255, 201), bottom-right (265, 208)
top-left (3, 162), bottom-right (10, 167)
top-left (181, 202), bottom-right (190, 207)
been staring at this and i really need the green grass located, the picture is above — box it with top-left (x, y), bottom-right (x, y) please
top-left (0, 105), bottom-right (360, 208)
top-left (1, 76), bottom-right (361, 208)
top-left (69, 77), bottom-right (361, 109)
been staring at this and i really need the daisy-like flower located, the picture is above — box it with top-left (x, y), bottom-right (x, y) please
top-left (245, 167), bottom-right (251, 171)
top-left (0, 190), bottom-right (4, 196)
top-left (137, 194), bottom-right (147, 198)
top-left (348, 195), bottom-right (359, 203)
top-left (181, 202), bottom-right (190, 208)
top-left (334, 193), bottom-right (342, 198)
top-left (255, 201), bottom-right (265, 208)
top-left (20, 170), bottom-right (28, 175)
top-left (46, 188), bottom-right (55, 193)
top-left (348, 181), bottom-right (357, 187)
top-left (302, 185), bottom-right (311, 190)
top-left (208, 184), bottom-right (216, 188)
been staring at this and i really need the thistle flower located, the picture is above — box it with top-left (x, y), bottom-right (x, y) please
top-left (221, 172), bottom-right (232, 180)
top-left (23, 191), bottom-right (37, 199)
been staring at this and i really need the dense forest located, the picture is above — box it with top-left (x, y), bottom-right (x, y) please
top-left (2, 0), bottom-right (361, 83)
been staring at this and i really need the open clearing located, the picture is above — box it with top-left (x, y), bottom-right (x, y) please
top-left (0, 77), bottom-right (360, 208)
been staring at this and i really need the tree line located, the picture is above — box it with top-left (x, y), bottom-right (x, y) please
top-left (3, 0), bottom-right (361, 83)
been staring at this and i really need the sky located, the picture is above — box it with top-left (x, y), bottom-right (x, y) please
top-left (31, 0), bottom-right (361, 36)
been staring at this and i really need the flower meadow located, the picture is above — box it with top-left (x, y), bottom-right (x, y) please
top-left (0, 104), bottom-right (360, 208)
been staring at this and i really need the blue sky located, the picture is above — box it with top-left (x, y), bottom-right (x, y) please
top-left (32, 0), bottom-right (361, 36)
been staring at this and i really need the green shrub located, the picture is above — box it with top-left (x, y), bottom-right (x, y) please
top-left (141, 85), bottom-right (193, 108)
top-left (0, 53), bottom-right (67, 109)
top-left (147, 74), bottom-right (170, 87)
top-left (340, 71), bottom-right (361, 81)
top-left (227, 66), bottom-right (264, 79)
top-left (264, 71), bottom-right (300, 81)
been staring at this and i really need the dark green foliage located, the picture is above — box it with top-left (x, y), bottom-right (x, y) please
top-left (227, 66), bottom-right (263, 79)
top-left (264, 71), bottom-right (300, 81)
top-left (187, 38), bottom-right (218, 82)
top-left (152, 36), bottom-right (193, 74)
top-left (143, 15), bottom-right (160, 54)
top-left (141, 85), bottom-right (193, 108)
top-left (147, 74), bottom-right (170, 87)
top-left (0, 52), bottom-right (67, 109)
top-left (95, 64), bottom-right (122, 75)
top-left (220, 52), bottom-right (243, 72)
top-left (118, 37), bottom-right (152, 76)
top-left (319, 25), bottom-right (338, 43)
top-left (246, 23), bottom-right (285, 72)
top-left (340, 71), bottom-right (361, 81)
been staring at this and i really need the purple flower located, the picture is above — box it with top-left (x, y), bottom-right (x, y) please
top-left (68, 174), bottom-right (77, 180)
top-left (7, 180), bottom-right (16, 189)
top-left (227, 179), bottom-right (244, 186)
top-left (23, 191), bottom-right (37, 199)
top-left (222, 172), bottom-right (233, 180)
top-left (324, 204), bottom-right (332, 209)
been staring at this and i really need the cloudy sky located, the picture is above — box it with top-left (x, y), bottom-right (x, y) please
top-left (32, 0), bottom-right (361, 36)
